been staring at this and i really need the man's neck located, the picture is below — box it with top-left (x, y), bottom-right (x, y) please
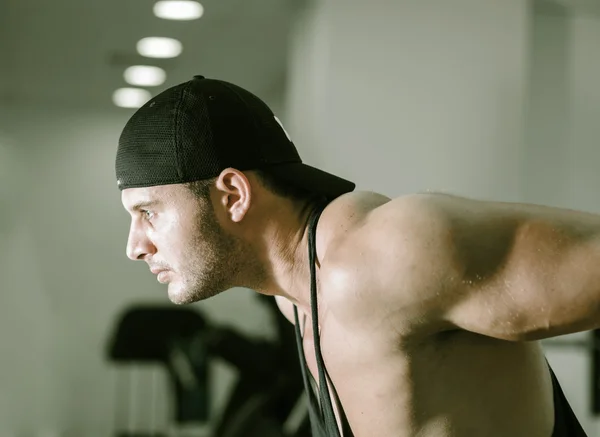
top-left (253, 198), bottom-right (326, 314)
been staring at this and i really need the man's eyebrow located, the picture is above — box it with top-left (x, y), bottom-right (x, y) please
top-left (130, 200), bottom-right (160, 212)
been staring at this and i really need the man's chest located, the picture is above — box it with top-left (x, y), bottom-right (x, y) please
top-left (298, 315), bottom-right (554, 437)
top-left (297, 309), bottom-right (419, 435)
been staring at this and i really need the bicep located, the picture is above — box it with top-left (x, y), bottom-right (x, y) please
top-left (437, 195), bottom-right (600, 341)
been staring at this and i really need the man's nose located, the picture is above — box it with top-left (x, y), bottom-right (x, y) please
top-left (126, 226), bottom-right (155, 261)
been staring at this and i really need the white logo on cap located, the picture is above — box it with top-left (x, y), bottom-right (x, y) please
top-left (274, 116), bottom-right (292, 142)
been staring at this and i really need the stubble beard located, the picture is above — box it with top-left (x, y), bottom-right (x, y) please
top-left (168, 205), bottom-right (267, 304)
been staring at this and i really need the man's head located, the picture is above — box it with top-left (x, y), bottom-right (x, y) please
top-left (122, 177), bottom-right (235, 304)
top-left (116, 75), bottom-right (356, 303)
top-left (121, 167), bottom-right (316, 304)
top-left (121, 167), bottom-right (247, 304)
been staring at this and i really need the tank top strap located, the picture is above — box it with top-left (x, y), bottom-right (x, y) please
top-left (292, 201), bottom-right (353, 436)
top-left (308, 202), bottom-right (353, 436)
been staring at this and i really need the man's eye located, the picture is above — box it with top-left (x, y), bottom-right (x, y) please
top-left (142, 210), bottom-right (155, 220)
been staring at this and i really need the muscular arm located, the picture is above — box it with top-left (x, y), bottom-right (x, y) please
top-left (382, 193), bottom-right (600, 342)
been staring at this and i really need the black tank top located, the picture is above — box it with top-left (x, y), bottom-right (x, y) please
top-left (293, 203), bottom-right (588, 437)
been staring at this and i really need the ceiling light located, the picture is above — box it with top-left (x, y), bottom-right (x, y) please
top-left (153, 1), bottom-right (204, 20)
top-left (112, 88), bottom-right (152, 108)
top-left (136, 37), bottom-right (182, 59)
top-left (124, 65), bottom-right (166, 87)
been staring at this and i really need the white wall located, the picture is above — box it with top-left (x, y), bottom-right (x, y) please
top-left (286, 0), bottom-right (528, 201)
top-left (0, 106), bottom-right (61, 435)
top-left (285, 0), bottom-right (600, 435)
top-left (0, 100), bottom-right (283, 436)
top-left (564, 12), bottom-right (600, 210)
top-left (523, 0), bottom-right (572, 207)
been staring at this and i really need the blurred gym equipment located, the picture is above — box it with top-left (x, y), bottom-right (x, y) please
top-left (105, 295), bottom-right (311, 437)
top-left (543, 330), bottom-right (600, 415)
top-left (107, 305), bottom-right (210, 437)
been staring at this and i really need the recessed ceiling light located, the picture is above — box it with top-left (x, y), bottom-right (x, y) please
top-left (136, 37), bottom-right (182, 59)
top-left (124, 65), bottom-right (166, 87)
top-left (153, 1), bottom-right (204, 20)
top-left (112, 88), bottom-right (152, 108)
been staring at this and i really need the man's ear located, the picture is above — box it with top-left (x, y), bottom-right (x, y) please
top-left (215, 168), bottom-right (252, 223)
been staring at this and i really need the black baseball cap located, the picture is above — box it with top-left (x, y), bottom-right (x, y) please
top-left (115, 75), bottom-right (355, 200)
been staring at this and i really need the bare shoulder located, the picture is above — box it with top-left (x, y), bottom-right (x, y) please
top-left (271, 191), bottom-right (393, 326)
top-left (312, 191), bottom-right (393, 264)
top-left (278, 192), bottom-right (465, 331)
top-left (320, 191), bottom-right (394, 232)
top-left (324, 192), bottom-right (455, 261)
top-left (321, 193), bottom-right (463, 334)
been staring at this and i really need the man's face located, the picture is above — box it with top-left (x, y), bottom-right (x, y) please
top-left (121, 183), bottom-right (246, 304)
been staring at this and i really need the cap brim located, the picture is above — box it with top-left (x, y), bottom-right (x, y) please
top-left (265, 162), bottom-right (356, 200)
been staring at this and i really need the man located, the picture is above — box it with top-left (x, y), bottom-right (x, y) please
top-left (116, 75), bottom-right (594, 436)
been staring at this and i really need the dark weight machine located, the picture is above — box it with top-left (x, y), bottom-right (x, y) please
top-left (105, 295), bottom-right (310, 437)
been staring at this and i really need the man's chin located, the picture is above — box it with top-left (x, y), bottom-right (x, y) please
top-left (166, 284), bottom-right (195, 305)
top-left (166, 295), bottom-right (192, 306)
top-left (166, 284), bottom-right (215, 305)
